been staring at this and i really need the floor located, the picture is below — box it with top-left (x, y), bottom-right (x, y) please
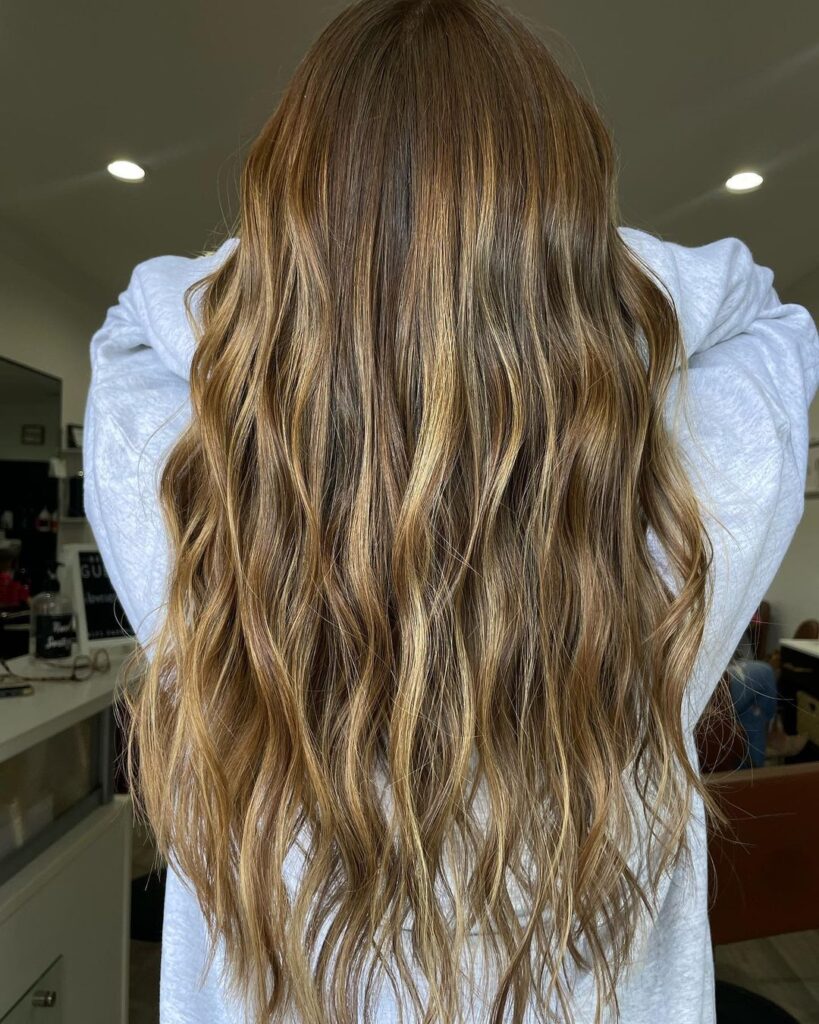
top-left (126, 816), bottom-right (819, 1023)
top-left (129, 819), bottom-right (162, 1024)
top-left (714, 930), bottom-right (819, 1024)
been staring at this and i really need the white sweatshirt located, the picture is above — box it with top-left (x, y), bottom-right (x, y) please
top-left (84, 227), bottom-right (819, 1023)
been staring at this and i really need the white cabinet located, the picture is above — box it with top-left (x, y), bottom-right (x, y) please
top-left (0, 799), bottom-right (130, 1024)
top-left (0, 661), bottom-right (132, 1024)
top-left (1, 957), bottom-right (63, 1023)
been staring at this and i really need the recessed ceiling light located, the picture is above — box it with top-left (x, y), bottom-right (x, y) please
top-left (107, 159), bottom-right (146, 182)
top-left (725, 171), bottom-right (763, 193)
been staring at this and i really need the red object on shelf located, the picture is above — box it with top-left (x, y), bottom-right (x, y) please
top-left (0, 570), bottom-right (30, 608)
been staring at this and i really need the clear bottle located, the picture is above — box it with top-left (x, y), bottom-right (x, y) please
top-left (29, 562), bottom-right (75, 661)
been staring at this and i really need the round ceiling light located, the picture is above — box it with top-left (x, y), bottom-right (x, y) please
top-left (725, 171), bottom-right (763, 193)
top-left (107, 159), bottom-right (146, 182)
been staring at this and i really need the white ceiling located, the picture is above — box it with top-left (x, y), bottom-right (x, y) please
top-left (2, 0), bottom-right (818, 308)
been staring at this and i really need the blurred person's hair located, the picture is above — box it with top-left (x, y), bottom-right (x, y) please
top-left (125, 0), bottom-right (714, 1020)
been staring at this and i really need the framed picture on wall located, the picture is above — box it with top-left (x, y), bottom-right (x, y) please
top-left (20, 423), bottom-right (45, 445)
top-left (807, 439), bottom-right (819, 498)
top-left (66, 423), bottom-right (83, 449)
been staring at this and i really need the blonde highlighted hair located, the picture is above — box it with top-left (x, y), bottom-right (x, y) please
top-left (126, 0), bottom-right (713, 1020)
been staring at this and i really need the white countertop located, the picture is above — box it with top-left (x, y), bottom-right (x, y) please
top-left (780, 638), bottom-right (819, 659)
top-left (0, 644), bottom-right (136, 764)
top-left (2, 635), bottom-right (814, 765)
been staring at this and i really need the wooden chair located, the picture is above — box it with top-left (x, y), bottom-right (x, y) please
top-left (793, 618), bottom-right (819, 641)
top-left (707, 762), bottom-right (819, 944)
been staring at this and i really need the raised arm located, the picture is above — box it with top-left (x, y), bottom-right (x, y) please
top-left (83, 239), bottom-right (237, 650)
top-left (618, 227), bottom-right (782, 360)
top-left (620, 228), bottom-right (819, 724)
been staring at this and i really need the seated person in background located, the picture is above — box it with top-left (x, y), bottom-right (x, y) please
top-left (728, 624), bottom-right (807, 766)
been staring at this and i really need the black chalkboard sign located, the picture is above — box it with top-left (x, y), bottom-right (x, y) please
top-left (77, 549), bottom-right (133, 641)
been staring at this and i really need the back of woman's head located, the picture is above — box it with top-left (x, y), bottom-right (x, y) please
top-left (128, 0), bottom-right (712, 1021)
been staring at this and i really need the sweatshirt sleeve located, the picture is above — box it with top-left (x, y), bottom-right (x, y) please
top-left (620, 228), bottom-right (819, 725)
top-left (82, 240), bottom-right (237, 653)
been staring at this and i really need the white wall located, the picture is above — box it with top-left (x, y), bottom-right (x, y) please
top-left (0, 223), bottom-right (108, 431)
top-left (0, 224), bottom-right (108, 545)
top-left (764, 392), bottom-right (819, 646)
top-left (763, 268), bottom-right (819, 646)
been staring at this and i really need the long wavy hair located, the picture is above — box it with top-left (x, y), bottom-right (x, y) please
top-left (126, 0), bottom-right (714, 1021)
